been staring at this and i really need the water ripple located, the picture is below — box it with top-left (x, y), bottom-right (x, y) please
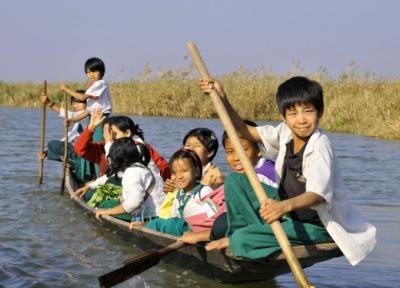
top-left (0, 107), bottom-right (399, 287)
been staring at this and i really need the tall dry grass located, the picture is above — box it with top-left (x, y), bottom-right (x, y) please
top-left (1, 65), bottom-right (399, 139)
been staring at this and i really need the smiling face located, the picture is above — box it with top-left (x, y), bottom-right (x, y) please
top-left (184, 136), bottom-right (211, 167)
top-left (225, 138), bottom-right (261, 173)
top-left (171, 158), bottom-right (198, 192)
top-left (282, 102), bottom-right (321, 143)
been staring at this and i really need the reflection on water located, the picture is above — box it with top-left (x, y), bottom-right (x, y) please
top-left (0, 107), bottom-right (399, 288)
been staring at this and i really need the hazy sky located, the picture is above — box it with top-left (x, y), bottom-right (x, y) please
top-left (1, 0), bottom-right (399, 82)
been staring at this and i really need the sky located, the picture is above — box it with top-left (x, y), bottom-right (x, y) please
top-left (1, 0), bottom-right (400, 82)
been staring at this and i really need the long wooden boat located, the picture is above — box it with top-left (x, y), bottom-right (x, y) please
top-left (65, 168), bottom-right (342, 283)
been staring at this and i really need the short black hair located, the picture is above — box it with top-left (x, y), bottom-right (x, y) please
top-left (222, 120), bottom-right (258, 149)
top-left (182, 128), bottom-right (219, 162)
top-left (276, 76), bottom-right (324, 116)
top-left (84, 57), bottom-right (105, 78)
top-left (106, 137), bottom-right (150, 176)
top-left (169, 149), bottom-right (202, 181)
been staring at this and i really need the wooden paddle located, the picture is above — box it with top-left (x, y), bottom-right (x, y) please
top-left (98, 241), bottom-right (186, 288)
top-left (60, 93), bottom-right (68, 194)
top-left (38, 80), bottom-right (47, 185)
top-left (187, 42), bottom-right (314, 288)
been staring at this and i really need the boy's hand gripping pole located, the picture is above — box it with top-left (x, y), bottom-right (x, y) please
top-left (187, 42), bottom-right (315, 288)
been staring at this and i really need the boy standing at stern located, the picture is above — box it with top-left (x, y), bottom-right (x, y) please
top-left (60, 57), bottom-right (112, 138)
top-left (199, 76), bottom-right (376, 266)
top-left (60, 57), bottom-right (112, 177)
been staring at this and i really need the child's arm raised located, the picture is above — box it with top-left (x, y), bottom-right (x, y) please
top-left (60, 84), bottom-right (89, 101)
top-left (87, 108), bottom-right (106, 131)
top-left (199, 78), bottom-right (261, 143)
top-left (73, 109), bottom-right (106, 163)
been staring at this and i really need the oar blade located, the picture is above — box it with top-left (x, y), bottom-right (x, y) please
top-left (98, 250), bottom-right (160, 288)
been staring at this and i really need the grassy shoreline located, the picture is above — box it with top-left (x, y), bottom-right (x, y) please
top-left (1, 68), bottom-right (399, 140)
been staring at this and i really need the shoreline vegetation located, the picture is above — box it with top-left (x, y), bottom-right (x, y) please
top-left (1, 65), bottom-right (399, 140)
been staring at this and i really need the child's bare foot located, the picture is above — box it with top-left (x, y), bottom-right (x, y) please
top-left (205, 237), bottom-right (229, 251)
top-left (129, 221), bottom-right (145, 230)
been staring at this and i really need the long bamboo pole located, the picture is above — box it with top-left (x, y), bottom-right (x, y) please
top-left (38, 80), bottom-right (47, 185)
top-left (187, 42), bottom-right (314, 288)
top-left (60, 93), bottom-right (68, 194)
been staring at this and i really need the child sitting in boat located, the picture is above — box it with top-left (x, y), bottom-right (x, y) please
top-left (198, 76), bottom-right (376, 265)
top-left (178, 120), bottom-right (277, 246)
top-left (159, 128), bottom-right (223, 218)
top-left (94, 137), bottom-right (165, 222)
top-left (72, 109), bottom-right (170, 201)
top-left (38, 91), bottom-right (92, 182)
top-left (183, 128), bottom-right (224, 189)
top-left (134, 149), bottom-right (215, 236)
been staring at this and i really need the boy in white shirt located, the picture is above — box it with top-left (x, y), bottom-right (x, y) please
top-left (199, 76), bottom-right (376, 266)
top-left (39, 90), bottom-right (86, 166)
top-left (60, 57), bottom-right (111, 131)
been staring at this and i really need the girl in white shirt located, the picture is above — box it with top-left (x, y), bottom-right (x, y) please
top-left (95, 137), bottom-right (165, 221)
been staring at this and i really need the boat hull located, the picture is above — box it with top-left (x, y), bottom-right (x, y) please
top-left (65, 168), bottom-right (342, 283)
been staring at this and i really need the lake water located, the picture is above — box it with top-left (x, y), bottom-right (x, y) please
top-left (0, 107), bottom-right (399, 288)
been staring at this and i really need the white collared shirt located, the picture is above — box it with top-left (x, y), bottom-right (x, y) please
top-left (85, 80), bottom-right (112, 114)
top-left (257, 122), bottom-right (377, 266)
top-left (59, 108), bottom-right (85, 144)
top-left (170, 185), bottom-right (214, 218)
top-left (121, 164), bottom-right (165, 215)
top-left (103, 137), bottom-right (165, 215)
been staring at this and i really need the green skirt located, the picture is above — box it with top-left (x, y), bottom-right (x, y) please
top-left (144, 217), bottom-right (189, 237)
top-left (225, 173), bottom-right (333, 259)
top-left (90, 114), bottom-right (106, 178)
top-left (74, 155), bottom-right (95, 185)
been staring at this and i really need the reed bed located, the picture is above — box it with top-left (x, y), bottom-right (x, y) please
top-left (1, 66), bottom-right (399, 140)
